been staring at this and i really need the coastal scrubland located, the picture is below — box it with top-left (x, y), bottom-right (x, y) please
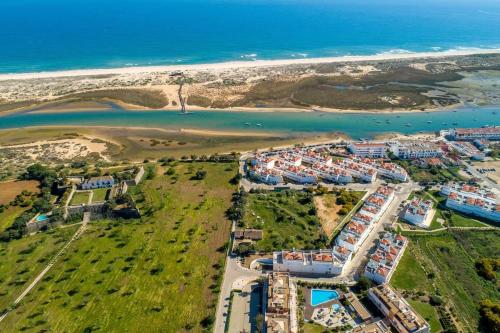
top-left (1, 161), bottom-right (236, 332)
top-left (1, 53), bottom-right (499, 113)
top-left (391, 229), bottom-right (500, 333)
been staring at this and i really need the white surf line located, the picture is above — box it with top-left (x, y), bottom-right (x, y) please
top-left (0, 219), bottom-right (89, 323)
top-left (1, 49), bottom-right (499, 81)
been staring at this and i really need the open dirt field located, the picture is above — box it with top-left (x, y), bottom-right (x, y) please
top-left (0, 180), bottom-right (39, 205)
top-left (314, 195), bottom-right (343, 237)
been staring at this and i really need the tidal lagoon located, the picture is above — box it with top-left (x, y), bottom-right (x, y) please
top-left (1, 106), bottom-right (498, 139)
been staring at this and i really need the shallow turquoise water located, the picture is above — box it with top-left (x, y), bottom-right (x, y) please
top-left (1, 0), bottom-right (500, 73)
top-left (2, 105), bottom-right (498, 139)
top-left (311, 289), bottom-right (339, 307)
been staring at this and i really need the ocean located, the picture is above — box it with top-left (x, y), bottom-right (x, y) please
top-left (1, 0), bottom-right (500, 73)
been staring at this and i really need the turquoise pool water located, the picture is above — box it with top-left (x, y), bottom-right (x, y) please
top-left (311, 289), bottom-right (339, 307)
top-left (36, 214), bottom-right (48, 222)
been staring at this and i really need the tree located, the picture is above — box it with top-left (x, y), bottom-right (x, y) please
top-left (356, 276), bottom-right (372, 291)
top-left (194, 170), bottom-right (207, 180)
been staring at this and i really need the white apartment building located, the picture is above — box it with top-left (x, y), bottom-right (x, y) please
top-left (368, 285), bottom-right (430, 333)
top-left (441, 183), bottom-right (500, 223)
top-left (349, 143), bottom-right (388, 158)
top-left (389, 141), bottom-right (443, 159)
top-left (364, 233), bottom-right (408, 284)
top-left (449, 127), bottom-right (500, 141)
top-left (448, 141), bottom-right (485, 160)
top-left (266, 272), bottom-right (293, 333)
top-left (273, 250), bottom-right (344, 276)
top-left (81, 176), bottom-right (114, 190)
top-left (402, 198), bottom-right (435, 229)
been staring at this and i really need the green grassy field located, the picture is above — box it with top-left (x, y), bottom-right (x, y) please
top-left (391, 230), bottom-right (500, 332)
top-left (408, 300), bottom-right (443, 333)
top-left (70, 191), bottom-right (90, 205)
top-left (0, 206), bottom-right (27, 233)
top-left (0, 226), bottom-right (78, 311)
top-left (242, 190), bottom-right (327, 252)
top-left (91, 188), bottom-right (109, 202)
top-left (391, 245), bottom-right (432, 293)
top-left (1, 162), bottom-right (236, 332)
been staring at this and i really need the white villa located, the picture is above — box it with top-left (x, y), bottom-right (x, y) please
top-left (81, 176), bottom-right (115, 190)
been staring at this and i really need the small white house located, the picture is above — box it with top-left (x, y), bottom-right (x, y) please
top-left (81, 176), bottom-right (115, 190)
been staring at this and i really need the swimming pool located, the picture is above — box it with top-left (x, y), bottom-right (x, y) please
top-left (310, 289), bottom-right (339, 307)
top-left (36, 214), bottom-right (48, 222)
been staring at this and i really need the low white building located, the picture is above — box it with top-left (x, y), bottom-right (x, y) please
top-left (273, 250), bottom-right (344, 276)
top-left (389, 141), bottom-right (443, 159)
top-left (364, 233), bottom-right (408, 284)
top-left (81, 176), bottom-right (114, 190)
top-left (402, 198), bottom-right (435, 228)
top-left (348, 143), bottom-right (388, 158)
top-left (368, 285), bottom-right (430, 333)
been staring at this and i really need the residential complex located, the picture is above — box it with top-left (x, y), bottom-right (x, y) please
top-left (401, 197), bottom-right (435, 228)
top-left (348, 142), bottom-right (388, 158)
top-left (368, 285), bottom-right (430, 333)
top-left (448, 127), bottom-right (500, 141)
top-left (266, 272), bottom-right (294, 333)
top-left (441, 183), bottom-right (500, 223)
top-left (389, 141), bottom-right (443, 159)
top-left (273, 185), bottom-right (395, 277)
top-left (364, 233), bottom-right (408, 284)
top-left (333, 186), bottom-right (395, 267)
top-left (249, 146), bottom-right (407, 185)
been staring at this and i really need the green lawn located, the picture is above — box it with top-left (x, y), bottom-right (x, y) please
top-left (242, 190), bottom-right (327, 252)
top-left (392, 230), bottom-right (500, 332)
top-left (303, 322), bottom-right (325, 333)
top-left (1, 162), bottom-right (237, 332)
top-left (70, 191), bottom-right (90, 205)
top-left (395, 161), bottom-right (464, 184)
top-left (408, 300), bottom-right (443, 333)
top-left (91, 188), bottom-right (109, 203)
top-left (0, 226), bottom-right (78, 311)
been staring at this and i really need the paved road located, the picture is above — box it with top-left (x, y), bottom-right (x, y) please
top-left (214, 230), bottom-right (263, 333)
top-left (0, 214), bottom-right (90, 323)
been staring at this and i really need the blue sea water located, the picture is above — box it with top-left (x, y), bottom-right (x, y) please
top-left (1, 0), bottom-right (500, 73)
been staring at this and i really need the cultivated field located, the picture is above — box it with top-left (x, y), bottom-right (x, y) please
top-left (1, 162), bottom-right (237, 332)
top-left (0, 180), bottom-right (39, 205)
top-left (0, 226), bottom-right (78, 312)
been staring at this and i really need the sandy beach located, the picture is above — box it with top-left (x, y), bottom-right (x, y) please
top-left (1, 49), bottom-right (499, 80)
